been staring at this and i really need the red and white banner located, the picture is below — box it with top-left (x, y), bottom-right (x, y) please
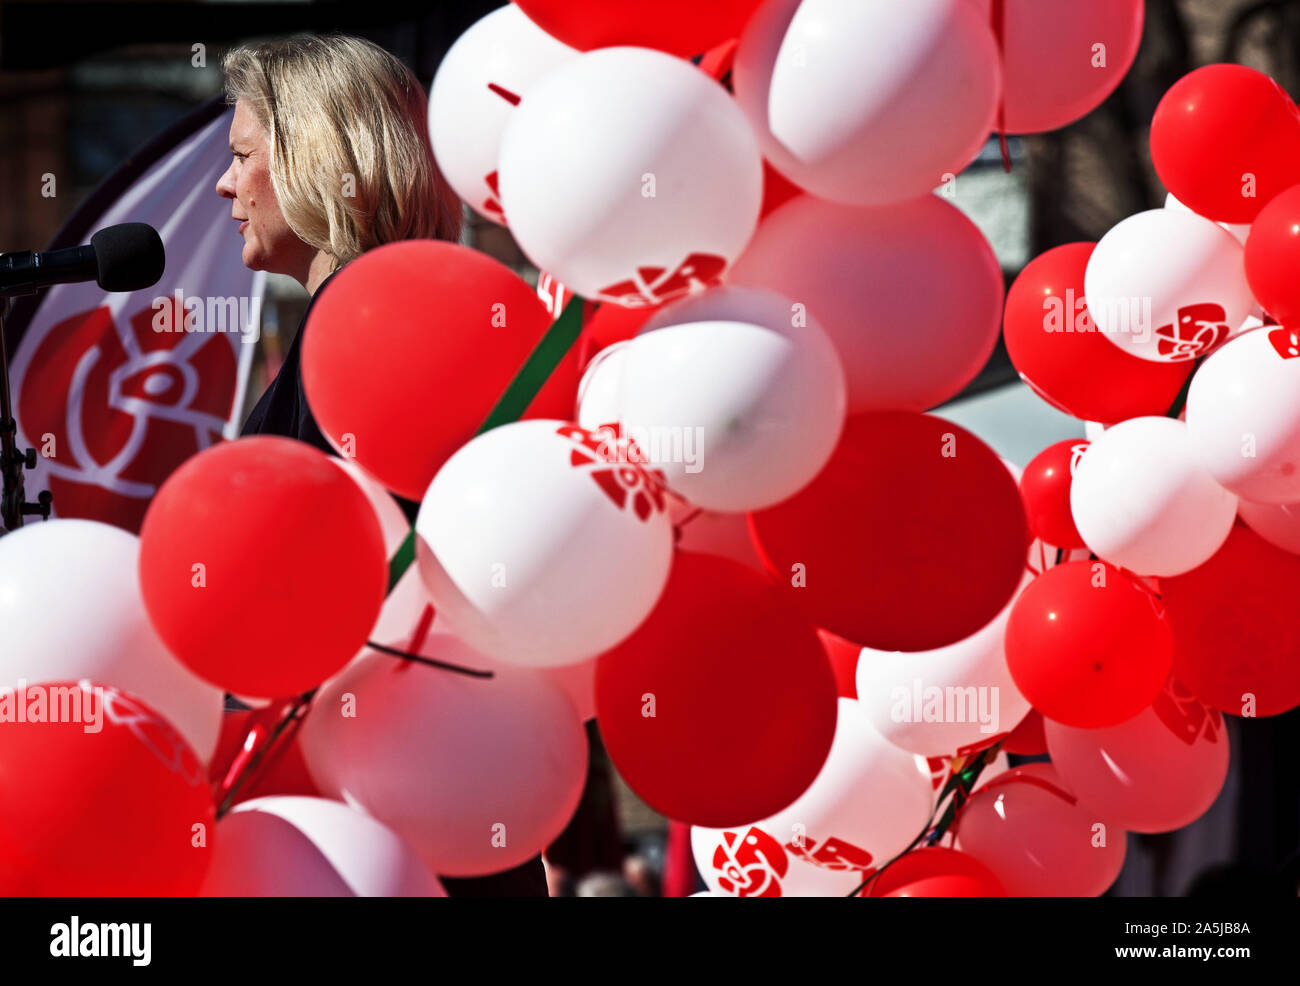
top-left (5, 97), bottom-right (263, 533)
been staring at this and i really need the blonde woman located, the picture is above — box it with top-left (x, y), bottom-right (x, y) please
top-left (216, 35), bottom-right (548, 898)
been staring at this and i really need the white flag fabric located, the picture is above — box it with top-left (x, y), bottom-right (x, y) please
top-left (6, 97), bottom-right (263, 532)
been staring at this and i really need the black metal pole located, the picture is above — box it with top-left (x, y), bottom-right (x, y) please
top-left (0, 295), bottom-right (51, 535)
top-left (0, 296), bottom-right (27, 533)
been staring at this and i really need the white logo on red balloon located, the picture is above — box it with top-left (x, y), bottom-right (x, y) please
top-left (103, 688), bottom-right (206, 787)
top-left (709, 826), bottom-right (876, 898)
top-left (1151, 677), bottom-right (1222, 747)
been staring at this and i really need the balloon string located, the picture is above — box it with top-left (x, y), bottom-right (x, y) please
top-left (215, 692), bottom-right (313, 818)
top-left (848, 738), bottom-right (1006, 896)
top-left (672, 506), bottom-right (704, 543)
top-left (365, 639), bottom-right (495, 678)
top-left (990, 0), bottom-right (1012, 172)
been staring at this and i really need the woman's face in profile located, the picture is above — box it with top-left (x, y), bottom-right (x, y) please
top-left (215, 100), bottom-right (313, 277)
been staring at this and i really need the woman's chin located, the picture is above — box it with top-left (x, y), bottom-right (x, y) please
top-left (241, 242), bottom-right (269, 272)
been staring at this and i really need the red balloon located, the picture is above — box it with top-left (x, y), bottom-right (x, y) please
top-left (1019, 439), bottom-right (1088, 549)
top-left (1004, 243), bottom-right (1192, 423)
top-left (139, 437), bottom-right (386, 697)
top-left (595, 551), bottom-right (837, 828)
top-left (749, 412), bottom-right (1028, 651)
top-left (581, 300), bottom-right (658, 356)
top-left (1006, 560), bottom-right (1174, 728)
top-left (816, 628), bottom-right (861, 700)
top-left (954, 762), bottom-right (1126, 896)
top-left (0, 683), bottom-right (214, 894)
top-left (865, 847), bottom-right (1005, 897)
top-left (1001, 708), bottom-right (1048, 756)
top-left (513, 0), bottom-right (763, 58)
top-left (1151, 64), bottom-right (1300, 224)
top-left (1162, 522), bottom-right (1300, 716)
top-left (301, 240), bottom-right (574, 501)
top-left (1244, 183), bottom-right (1300, 324)
top-left (980, 0), bottom-right (1144, 135)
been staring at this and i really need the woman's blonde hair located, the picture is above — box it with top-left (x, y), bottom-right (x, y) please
top-left (222, 34), bottom-right (461, 266)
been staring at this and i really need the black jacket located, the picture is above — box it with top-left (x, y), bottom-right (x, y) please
top-left (240, 269), bottom-right (549, 897)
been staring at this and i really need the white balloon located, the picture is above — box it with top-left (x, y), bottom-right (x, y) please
top-left (201, 795), bottom-right (445, 897)
top-left (734, 0), bottom-right (1000, 205)
top-left (591, 286), bottom-right (845, 512)
top-left (416, 419), bottom-right (674, 667)
top-left (300, 644), bottom-right (588, 877)
top-left (692, 698), bottom-right (933, 897)
top-left (856, 580), bottom-right (1031, 756)
top-left (0, 519), bottom-right (222, 763)
top-left (1070, 416), bottom-right (1237, 576)
top-left (427, 4), bottom-right (577, 224)
top-left (498, 46), bottom-right (762, 306)
top-left (1164, 192), bottom-right (1251, 247)
top-left (1085, 208), bottom-right (1255, 363)
top-left (1186, 326), bottom-right (1300, 504)
top-left (575, 341), bottom-right (630, 432)
top-left (728, 194), bottom-right (1003, 414)
top-left (1237, 498), bottom-right (1300, 555)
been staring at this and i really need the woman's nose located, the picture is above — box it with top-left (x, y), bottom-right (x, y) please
top-left (215, 164), bottom-right (235, 199)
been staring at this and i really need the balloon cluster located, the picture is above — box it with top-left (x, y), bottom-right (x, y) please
top-left (6, 0), bottom-right (1289, 899)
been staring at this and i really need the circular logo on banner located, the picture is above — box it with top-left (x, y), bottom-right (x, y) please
top-left (13, 300), bottom-right (238, 531)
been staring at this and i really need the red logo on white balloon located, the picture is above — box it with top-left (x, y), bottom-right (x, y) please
top-left (598, 253), bottom-right (727, 308)
top-left (558, 424), bottom-right (666, 521)
top-left (480, 81), bottom-right (523, 222)
top-left (709, 827), bottom-right (875, 896)
top-left (786, 836), bottom-right (876, 874)
top-left (711, 827), bottom-right (788, 897)
top-left (1154, 303), bottom-right (1230, 360)
top-left (1069, 442), bottom-right (1090, 476)
top-left (1152, 677), bottom-right (1222, 746)
top-left (103, 688), bottom-right (206, 787)
top-left (1268, 326), bottom-right (1300, 360)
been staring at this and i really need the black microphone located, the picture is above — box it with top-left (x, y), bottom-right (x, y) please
top-left (0, 222), bottom-right (165, 298)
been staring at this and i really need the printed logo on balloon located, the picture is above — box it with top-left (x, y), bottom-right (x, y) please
top-left (1151, 676), bottom-right (1223, 747)
top-left (104, 687), bottom-right (208, 787)
top-left (1153, 303), bottom-right (1231, 360)
top-left (558, 424), bottom-right (666, 521)
top-left (709, 826), bottom-right (876, 898)
top-left (598, 254), bottom-right (728, 309)
top-left (1267, 326), bottom-right (1300, 360)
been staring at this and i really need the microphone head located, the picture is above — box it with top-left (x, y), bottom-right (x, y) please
top-left (90, 222), bottom-right (165, 292)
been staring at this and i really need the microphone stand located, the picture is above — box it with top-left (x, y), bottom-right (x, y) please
top-left (0, 292), bottom-right (53, 535)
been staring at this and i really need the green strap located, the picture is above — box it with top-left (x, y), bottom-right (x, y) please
top-left (386, 292), bottom-right (587, 593)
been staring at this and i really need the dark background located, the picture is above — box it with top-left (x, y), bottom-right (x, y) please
top-left (2, 0), bottom-right (1298, 896)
